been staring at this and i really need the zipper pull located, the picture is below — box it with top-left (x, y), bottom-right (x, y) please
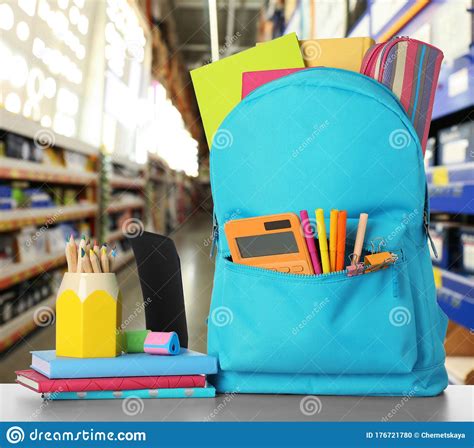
top-left (424, 210), bottom-right (438, 258)
top-left (210, 213), bottom-right (218, 258)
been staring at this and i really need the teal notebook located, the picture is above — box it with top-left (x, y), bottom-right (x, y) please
top-left (31, 349), bottom-right (218, 379)
top-left (44, 386), bottom-right (216, 400)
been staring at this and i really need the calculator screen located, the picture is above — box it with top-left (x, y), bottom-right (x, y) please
top-left (236, 232), bottom-right (298, 258)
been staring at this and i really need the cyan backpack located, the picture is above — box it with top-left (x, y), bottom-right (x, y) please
top-left (208, 68), bottom-right (448, 396)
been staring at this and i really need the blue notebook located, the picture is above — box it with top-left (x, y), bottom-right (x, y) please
top-left (31, 349), bottom-right (217, 379)
top-left (44, 386), bottom-right (216, 400)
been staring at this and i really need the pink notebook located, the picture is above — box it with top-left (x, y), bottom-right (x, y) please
top-left (15, 369), bottom-right (206, 393)
top-left (241, 68), bottom-right (307, 98)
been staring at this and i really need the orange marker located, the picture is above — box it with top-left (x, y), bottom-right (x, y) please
top-left (329, 210), bottom-right (338, 272)
top-left (336, 210), bottom-right (347, 271)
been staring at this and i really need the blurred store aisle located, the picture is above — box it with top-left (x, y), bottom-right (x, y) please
top-left (0, 212), bottom-right (214, 383)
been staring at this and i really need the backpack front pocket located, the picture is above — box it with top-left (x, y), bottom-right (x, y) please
top-left (210, 256), bottom-right (417, 375)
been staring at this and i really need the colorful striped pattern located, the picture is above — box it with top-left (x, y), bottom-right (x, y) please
top-left (361, 37), bottom-right (443, 155)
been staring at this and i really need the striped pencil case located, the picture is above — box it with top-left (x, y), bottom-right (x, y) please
top-left (360, 37), bottom-right (443, 155)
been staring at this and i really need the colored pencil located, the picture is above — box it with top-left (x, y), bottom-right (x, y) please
top-left (100, 247), bottom-right (110, 273)
top-left (68, 234), bottom-right (77, 273)
top-left (80, 248), bottom-right (93, 273)
top-left (89, 249), bottom-right (102, 273)
top-left (77, 235), bottom-right (86, 272)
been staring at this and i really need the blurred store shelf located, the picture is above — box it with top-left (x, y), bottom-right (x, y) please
top-left (106, 198), bottom-right (146, 213)
top-left (434, 267), bottom-right (474, 331)
top-left (0, 157), bottom-right (98, 185)
top-left (109, 175), bottom-right (146, 189)
top-left (0, 295), bottom-right (56, 353)
top-left (0, 252), bottom-right (65, 290)
top-left (0, 204), bottom-right (98, 232)
top-left (0, 109), bottom-right (98, 157)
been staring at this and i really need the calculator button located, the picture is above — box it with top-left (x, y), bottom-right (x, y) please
top-left (292, 265), bottom-right (304, 272)
top-left (279, 266), bottom-right (290, 273)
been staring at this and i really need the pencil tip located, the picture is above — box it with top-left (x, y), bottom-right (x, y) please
top-left (81, 248), bottom-right (85, 257)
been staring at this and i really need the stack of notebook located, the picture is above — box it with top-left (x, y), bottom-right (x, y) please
top-left (16, 349), bottom-right (217, 400)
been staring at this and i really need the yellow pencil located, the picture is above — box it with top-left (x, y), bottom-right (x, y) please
top-left (329, 209), bottom-right (338, 272)
top-left (89, 249), bottom-right (102, 273)
top-left (316, 209), bottom-right (330, 274)
top-left (100, 247), bottom-right (110, 273)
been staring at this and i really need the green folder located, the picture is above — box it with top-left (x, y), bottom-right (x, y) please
top-left (191, 33), bottom-right (305, 149)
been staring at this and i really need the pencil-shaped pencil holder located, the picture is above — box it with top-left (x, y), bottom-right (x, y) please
top-left (56, 273), bottom-right (122, 358)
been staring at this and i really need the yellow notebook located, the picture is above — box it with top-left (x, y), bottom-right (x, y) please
top-left (191, 33), bottom-right (305, 149)
top-left (299, 37), bottom-right (375, 72)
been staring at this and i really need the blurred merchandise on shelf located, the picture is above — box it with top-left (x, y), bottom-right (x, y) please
top-left (429, 222), bottom-right (461, 270)
top-left (5, 134), bottom-right (40, 162)
top-left (0, 186), bottom-right (14, 210)
top-left (425, 137), bottom-right (436, 169)
top-left (0, 267), bottom-right (62, 329)
top-left (460, 227), bottom-right (474, 274)
top-left (16, 227), bottom-right (46, 262)
top-left (438, 122), bottom-right (474, 165)
top-left (0, 235), bottom-right (15, 268)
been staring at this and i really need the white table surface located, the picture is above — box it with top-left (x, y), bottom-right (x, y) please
top-left (1, 384), bottom-right (472, 422)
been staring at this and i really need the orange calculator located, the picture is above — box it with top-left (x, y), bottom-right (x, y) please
top-left (224, 213), bottom-right (314, 275)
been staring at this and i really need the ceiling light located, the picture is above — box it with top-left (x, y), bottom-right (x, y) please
top-left (44, 77), bottom-right (56, 98)
top-left (0, 4), bottom-right (14, 31)
top-left (10, 55), bottom-right (28, 88)
top-left (32, 38), bottom-right (45, 58)
top-left (69, 5), bottom-right (79, 25)
top-left (0, 42), bottom-right (12, 81)
top-left (19, 0), bottom-right (36, 17)
top-left (38, 0), bottom-right (50, 21)
top-left (23, 100), bottom-right (41, 121)
top-left (57, 87), bottom-right (79, 115)
top-left (16, 21), bottom-right (30, 41)
top-left (5, 93), bottom-right (22, 114)
top-left (76, 45), bottom-right (85, 60)
top-left (41, 115), bottom-right (52, 127)
top-left (53, 113), bottom-right (76, 137)
top-left (27, 68), bottom-right (45, 102)
top-left (78, 15), bottom-right (88, 35)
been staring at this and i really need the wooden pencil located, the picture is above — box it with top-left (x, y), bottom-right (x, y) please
top-left (68, 234), bottom-right (77, 273)
top-left (81, 247), bottom-right (93, 273)
top-left (89, 249), bottom-right (102, 273)
top-left (65, 241), bottom-right (73, 272)
top-left (93, 240), bottom-right (100, 257)
top-left (100, 247), bottom-right (110, 273)
top-left (77, 235), bottom-right (86, 272)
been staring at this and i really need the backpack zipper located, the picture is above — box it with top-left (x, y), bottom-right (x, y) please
top-left (210, 212), bottom-right (219, 258)
top-left (223, 246), bottom-right (403, 281)
top-left (424, 210), bottom-right (438, 259)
